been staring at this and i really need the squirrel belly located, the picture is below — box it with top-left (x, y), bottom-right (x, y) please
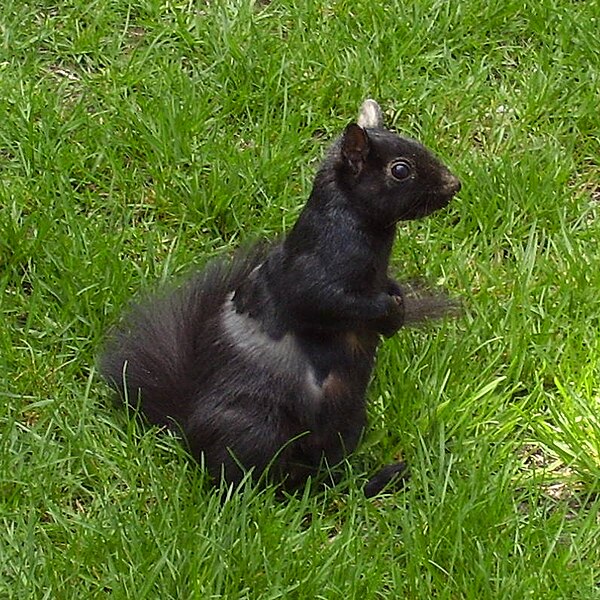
top-left (100, 99), bottom-right (461, 495)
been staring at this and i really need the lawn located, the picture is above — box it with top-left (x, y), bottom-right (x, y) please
top-left (1, 0), bottom-right (599, 597)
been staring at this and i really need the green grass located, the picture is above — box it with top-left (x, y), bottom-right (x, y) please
top-left (1, 0), bottom-right (599, 597)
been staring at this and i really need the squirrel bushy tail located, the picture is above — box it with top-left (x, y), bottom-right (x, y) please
top-left (100, 245), bottom-right (269, 429)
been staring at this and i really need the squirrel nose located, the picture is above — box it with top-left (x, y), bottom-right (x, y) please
top-left (443, 172), bottom-right (461, 195)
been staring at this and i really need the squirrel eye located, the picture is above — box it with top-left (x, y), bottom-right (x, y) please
top-left (390, 160), bottom-right (412, 181)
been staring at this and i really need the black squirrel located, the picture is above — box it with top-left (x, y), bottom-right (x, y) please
top-left (100, 99), bottom-right (461, 497)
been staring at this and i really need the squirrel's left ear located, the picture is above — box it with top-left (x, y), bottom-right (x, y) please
top-left (341, 124), bottom-right (370, 176)
top-left (357, 99), bottom-right (383, 129)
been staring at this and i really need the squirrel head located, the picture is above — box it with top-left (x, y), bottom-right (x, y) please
top-left (334, 99), bottom-right (461, 228)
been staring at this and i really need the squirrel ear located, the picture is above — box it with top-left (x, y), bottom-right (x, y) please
top-left (357, 99), bottom-right (383, 129)
top-left (341, 124), bottom-right (370, 176)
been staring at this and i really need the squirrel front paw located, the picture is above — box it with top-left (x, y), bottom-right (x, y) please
top-left (376, 293), bottom-right (405, 337)
top-left (386, 278), bottom-right (402, 297)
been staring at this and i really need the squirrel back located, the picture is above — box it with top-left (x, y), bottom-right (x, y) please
top-left (100, 100), bottom-right (460, 495)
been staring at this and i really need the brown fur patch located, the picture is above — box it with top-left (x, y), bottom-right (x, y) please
top-left (345, 331), bottom-right (377, 356)
top-left (345, 332), bottom-right (364, 355)
top-left (321, 372), bottom-right (348, 398)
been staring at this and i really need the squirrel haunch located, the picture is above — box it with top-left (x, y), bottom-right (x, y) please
top-left (100, 100), bottom-right (461, 496)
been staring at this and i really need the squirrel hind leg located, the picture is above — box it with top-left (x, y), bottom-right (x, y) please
top-left (364, 461), bottom-right (409, 497)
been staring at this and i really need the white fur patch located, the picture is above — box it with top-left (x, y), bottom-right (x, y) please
top-left (221, 294), bottom-right (321, 398)
top-left (357, 99), bottom-right (383, 129)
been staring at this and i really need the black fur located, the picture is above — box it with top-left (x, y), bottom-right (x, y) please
top-left (100, 100), bottom-right (461, 496)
